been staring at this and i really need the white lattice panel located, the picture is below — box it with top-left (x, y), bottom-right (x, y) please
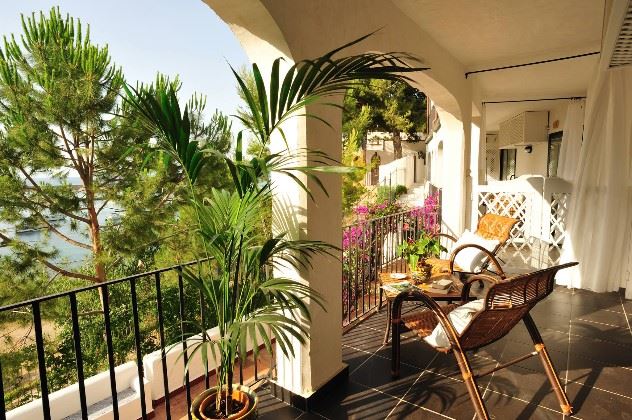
top-left (545, 192), bottom-right (570, 265)
top-left (475, 189), bottom-right (571, 269)
top-left (477, 191), bottom-right (532, 264)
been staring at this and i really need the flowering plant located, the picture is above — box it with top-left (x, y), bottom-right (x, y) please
top-left (409, 191), bottom-right (441, 233)
top-left (354, 200), bottom-right (404, 220)
top-left (397, 232), bottom-right (446, 272)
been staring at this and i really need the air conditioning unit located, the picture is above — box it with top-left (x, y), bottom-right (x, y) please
top-left (498, 111), bottom-right (548, 148)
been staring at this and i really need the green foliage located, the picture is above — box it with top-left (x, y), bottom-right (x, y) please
top-left (0, 8), bottom-right (185, 283)
top-left (341, 127), bottom-right (367, 215)
top-left (395, 185), bottom-right (408, 196)
top-left (125, 32), bottom-right (425, 416)
top-left (397, 232), bottom-right (446, 261)
top-left (376, 184), bottom-right (407, 203)
top-left (0, 9), bottom-right (234, 410)
top-left (343, 79), bottom-right (427, 158)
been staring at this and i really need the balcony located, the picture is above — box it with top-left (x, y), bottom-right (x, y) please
top-left (3, 206), bottom-right (632, 419)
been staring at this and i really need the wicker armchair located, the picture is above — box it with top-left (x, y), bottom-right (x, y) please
top-left (390, 262), bottom-right (578, 420)
top-left (427, 213), bottom-right (518, 275)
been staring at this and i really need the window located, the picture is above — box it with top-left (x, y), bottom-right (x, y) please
top-left (500, 149), bottom-right (516, 180)
top-left (547, 131), bottom-right (563, 177)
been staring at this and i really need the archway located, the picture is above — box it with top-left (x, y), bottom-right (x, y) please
top-left (203, 0), bottom-right (471, 397)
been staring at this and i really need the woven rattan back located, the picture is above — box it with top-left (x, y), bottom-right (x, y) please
top-left (459, 263), bottom-right (577, 350)
top-left (475, 214), bottom-right (518, 243)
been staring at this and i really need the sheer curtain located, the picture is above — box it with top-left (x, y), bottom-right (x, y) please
top-left (557, 99), bottom-right (585, 181)
top-left (557, 66), bottom-right (632, 298)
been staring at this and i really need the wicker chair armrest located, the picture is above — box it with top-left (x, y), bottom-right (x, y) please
top-left (460, 273), bottom-right (503, 302)
top-left (432, 232), bottom-right (458, 242)
top-left (391, 290), bottom-right (461, 348)
top-left (449, 244), bottom-right (506, 278)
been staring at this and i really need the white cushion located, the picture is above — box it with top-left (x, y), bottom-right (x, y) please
top-left (451, 230), bottom-right (499, 272)
top-left (423, 299), bottom-right (485, 348)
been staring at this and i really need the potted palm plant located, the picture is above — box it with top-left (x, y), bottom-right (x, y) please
top-left (125, 34), bottom-right (426, 419)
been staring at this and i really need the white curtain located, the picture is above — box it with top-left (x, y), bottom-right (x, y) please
top-left (557, 99), bottom-right (585, 181)
top-left (557, 66), bottom-right (632, 298)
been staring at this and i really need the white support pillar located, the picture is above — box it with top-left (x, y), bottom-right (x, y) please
top-left (271, 102), bottom-right (345, 399)
top-left (435, 108), bottom-right (467, 237)
top-left (470, 112), bottom-right (484, 230)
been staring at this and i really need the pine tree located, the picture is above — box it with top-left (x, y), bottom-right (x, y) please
top-left (343, 79), bottom-right (427, 159)
top-left (0, 8), bottom-right (230, 288)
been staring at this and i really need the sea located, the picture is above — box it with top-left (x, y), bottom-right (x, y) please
top-left (0, 176), bottom-right (122, 269)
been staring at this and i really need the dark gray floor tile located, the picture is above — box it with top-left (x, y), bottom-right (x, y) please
top-left (567, 334), bottom-right (632, 366)
top-left (258, 387), bottom-right (306, 420)
top-left (310, 380), bottom-right (401, 420)
top-left (485, 364), bottom-right (563, 412)
top-left (350, 354), bottom-right (421, 398)
top-left (482, 391), bottom-right (563, 420)
top-left (400, 370), bottom-right (477, 420)
top-left (297, 411), bottom-right (329, 420)
top-left (566, 381), bottom-right (632, 419)
top-left (532, 300), bottom-right (572, 318)
top-left (497, 338), bottom-right (568, 374)
top-left (426, 353), bottom-right (498, 387)
top-left (565, 352), bottom-right (632, 396)
top-left (570, 321), bottom-right (632, 348)
top-left (343, 344), bottom-right (374, 373)
top-left (385, 400), bottom-right (450, 419)
top-left (573, 308), bottom-right (629, 327)
top-left (621, 298), bottom-right (632, 314)
top-left (356, 311), bottom-right (389, 332)
top-left (532, 312), bottom-right (571, 332)
top-left (570, 292), bottom-right (624, 313)
top-left (375, 336), bottom-right (438, 369)
top-left (343, 326), bottom-right (387, 353)
top-left (334, 284), bottom-right (632, 419)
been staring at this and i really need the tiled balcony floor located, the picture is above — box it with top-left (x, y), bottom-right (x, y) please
top-left (255, 287), bottom-right (632, 419)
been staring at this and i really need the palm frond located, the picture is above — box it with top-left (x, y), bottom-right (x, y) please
top-left (232, 31), bottom-right (428, 146)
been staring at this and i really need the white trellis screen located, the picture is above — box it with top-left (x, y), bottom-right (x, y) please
top-left (474, 177), bottom-right (572, 269)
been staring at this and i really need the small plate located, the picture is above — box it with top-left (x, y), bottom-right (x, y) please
top-left (390, 273), bottom-right (407, 280)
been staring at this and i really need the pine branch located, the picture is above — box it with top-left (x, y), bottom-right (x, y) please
top-left (96, 199), bottom-right (110, 215)
top-left (0, 231), bottom-right (98, 282)
top-left (39, 259), bottom-right (99, 282)
top-left (18, 167), bottom-right (90, 224)
top-left (56, 125), bottom-right (83, 177)
top-left (34, 213), bottom-right (92, 250)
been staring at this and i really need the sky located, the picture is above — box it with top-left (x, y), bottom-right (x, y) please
top-left (0, 0), bottom-right (249, 118)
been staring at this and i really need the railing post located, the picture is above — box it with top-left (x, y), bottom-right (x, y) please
top-left (0, 355), bottom-right (5, 420)
top-left (155, 273), bottom-right (171, 420)
top-left (177, 269), bottom-right (193, 420)
top-left (102, 284), bottom-right (120, 420)
top-left (32, 302), bottom-right (51, 420)
top-left (69, 293), bottom-right (88, 420)
top-left (130, 278), bottom-right (148, 420)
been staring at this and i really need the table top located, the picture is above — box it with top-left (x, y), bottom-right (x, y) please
top-left (379, 271), bottom-right (463, 300)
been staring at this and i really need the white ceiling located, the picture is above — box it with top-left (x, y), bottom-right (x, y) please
top-left (393, 0), bottom-right (605, 68)
top-left (393, 0), bottom-right (606, 130)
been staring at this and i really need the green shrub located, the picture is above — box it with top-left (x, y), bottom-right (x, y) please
top-left (376, 184), bottom-right (407, 203)
top-left (394, 185), bottom-right (408, 196)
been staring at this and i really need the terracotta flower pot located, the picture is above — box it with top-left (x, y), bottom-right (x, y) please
top-left (191, 384), bottom-right (258, 420)
top-left (418, 261), bottom-right (432, 283)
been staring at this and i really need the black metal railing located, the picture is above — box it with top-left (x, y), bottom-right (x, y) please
top-left (342, 206), bottom-right (441, 327)
top-left (0, 258), bottom-right (263, 420)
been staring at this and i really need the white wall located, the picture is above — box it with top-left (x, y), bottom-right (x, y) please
top-left (377, 155), bottom-right (416, 187)
top-left (426, 106), bottom-right (468, 236)
top-left (515, 142), bottom-right (548, 177)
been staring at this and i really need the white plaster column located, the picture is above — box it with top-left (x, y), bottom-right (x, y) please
top-left (470, 114), bottom-right (484, 230)
top-left (270, 102), bottom-right (345, 397)
top-left (435, 108), bottom-right (467, 237)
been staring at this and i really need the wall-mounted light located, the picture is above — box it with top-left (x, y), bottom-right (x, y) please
top-left (524, 145), bottom-right (533, 154)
